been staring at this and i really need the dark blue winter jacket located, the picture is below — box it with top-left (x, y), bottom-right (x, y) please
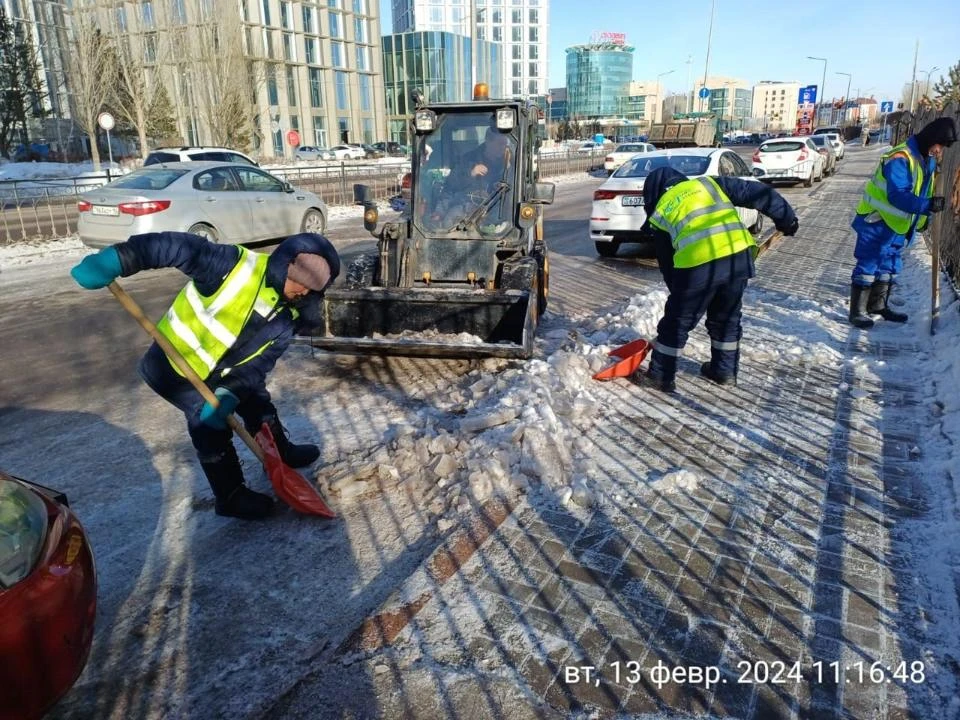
top-left (642, 168), bottom-right (797, 290)
top-left (115, 232), bottom-right (340, 399)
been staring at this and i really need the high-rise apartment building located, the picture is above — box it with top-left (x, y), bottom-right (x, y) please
top-left (391, 0), bottom-right (548, 99)
top-left (751, 81), bottom-right (800, 132)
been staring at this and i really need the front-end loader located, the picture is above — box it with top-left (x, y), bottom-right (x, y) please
top-left (296, 86), bottom-right (555, 359)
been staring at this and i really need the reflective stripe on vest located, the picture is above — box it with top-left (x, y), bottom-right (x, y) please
top-left (649, 176), bottom-right (755, 269)
top-left (855, 143), bottom-right (931, 233)
top-left (156, 248), bottom-right (281, 379)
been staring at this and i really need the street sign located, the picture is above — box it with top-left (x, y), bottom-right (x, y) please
top-left (286, 130), bottom-right (300, 147)
top-left (880, 101), bottom-right (894, 113)
top-left (698, 87), bottom-right (710, 99)
top-left (798, 85), bottom-right (818, 105)
top-left (97, 112), bottom-right (115, 131)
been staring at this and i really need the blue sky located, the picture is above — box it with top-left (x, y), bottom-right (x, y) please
top-left (379, 0), bottom-right (959, 103)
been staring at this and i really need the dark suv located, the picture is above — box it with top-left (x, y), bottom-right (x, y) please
top-left (144, 146), bottom-right (259, 166)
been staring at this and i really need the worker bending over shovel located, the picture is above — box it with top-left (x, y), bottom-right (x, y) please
top-left (636, 167), bottom-right (799, 392)
top-left (71, 232), bottom-right (340, 520)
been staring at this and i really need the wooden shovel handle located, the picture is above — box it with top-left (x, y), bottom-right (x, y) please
top-left (108, 281), bottom-right (266, 461)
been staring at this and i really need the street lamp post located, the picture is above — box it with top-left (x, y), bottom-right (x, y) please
top-left (699, 0), bottom-right (716, 113)
top-left (657, 69), bottom-right (675, 124)
top-left (685, 54), bottom-right (693, 113)
top-left (836, 71), bottom-right (852, 127)
top-left (807, 56), bottom-right (827, 125)
top-left (921, 66), bottom-right (940, 101)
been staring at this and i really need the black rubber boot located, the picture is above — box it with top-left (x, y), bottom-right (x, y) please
top-left (200, 448), bottom-right (274, 520)
top-left (867, 281), bottom-right (908, 322)
top-left (265, 415), bottom-right (320, 468)
top-left (848, 284), bottom-right (875, 329)
top-left (700, 362), bottom-right (737, 386)
top-left (631, 349), bottom-right (677, 393)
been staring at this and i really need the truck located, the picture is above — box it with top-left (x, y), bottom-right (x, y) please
top-left (296, 87), bottom-right (555, 359)
top-left (646, 116), bottom-right (720, 148)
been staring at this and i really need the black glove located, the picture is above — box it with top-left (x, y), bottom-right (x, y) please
top-left (929, 196), bottom-right (946, 213)
top-left (776, 217), bottom-right (799, 236)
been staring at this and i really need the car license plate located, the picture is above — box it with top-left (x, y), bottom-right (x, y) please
top-left (621, 196), bottom-right (643, 206)
top-left (767, 170), bottom-right (785, 176)
top-left (91, 205), bottom-right (119, 216)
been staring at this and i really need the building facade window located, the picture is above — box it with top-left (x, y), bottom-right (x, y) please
top-left (267, 66), bottom-right (279, 105)
top-left (335, 70), bottom-right (349, 110)
top-left (280, 0), bottom-right (291, 28)
top-left (261, 0), bottom-right (272, 25)
top-left (286, 65), bottom-right (297, 105)
top-left (142, 1), bottom-right (155, 28)
top-left (309, 67), bottom-right (323, 107)
top-left (359, 73), bottom-right (371, 110)
top-left (304, 36), bottom-right (317, 64)
top-left (329, 12), bottom-right (341, 38)
top-left (354, 17), bottom-right (366, 43)
top-left (338, 116), bottom-right (349, 142)
top-left (332, 41), bottom-right (344, 67)
top-left (355, 45), bottom-right (368, 71)
top-left (352, 0), bottom-right (365, 13)
top-left (313, 116), bottom-right (327, 146)
top-left (302, 5), bottom-right (315, 32)
top-left (172, 0), bottom-right (186, 23)
top-left (282, 33), bottom-right (294, 60)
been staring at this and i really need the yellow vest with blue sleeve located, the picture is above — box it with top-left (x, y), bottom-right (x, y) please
top-left (855, 142), bottom-right (933, 234)
top-left (156, 247), bottom-right (295, 379)
top-left (649, 177), bottom-right (755, 268)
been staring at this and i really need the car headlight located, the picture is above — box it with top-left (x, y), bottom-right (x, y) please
top-left (0, 478), bottom-right (49, 589)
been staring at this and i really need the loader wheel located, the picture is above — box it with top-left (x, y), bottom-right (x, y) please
top-left (346, 252), bottom-right (379, 288)
top-left (595, 240), bottom-right (620, 258)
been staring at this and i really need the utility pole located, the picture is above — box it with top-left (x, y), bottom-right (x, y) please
top-left (908, 39), bottom-right (919, 112)
top-left (685, 54), bottom-right (693, 113)
top-left (468, 0), bottom-right (476, 95)
top-left (699, 0), bottom-right (716, 113)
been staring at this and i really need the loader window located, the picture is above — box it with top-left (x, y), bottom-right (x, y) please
top-left (413, 112), bottom-right (518, 235)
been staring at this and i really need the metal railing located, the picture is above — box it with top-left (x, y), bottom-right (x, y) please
top-left (0, 151), bottom-right (607, 246)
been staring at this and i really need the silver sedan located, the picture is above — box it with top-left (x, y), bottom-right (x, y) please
top-left (77, 161), bottom-right (328, 248)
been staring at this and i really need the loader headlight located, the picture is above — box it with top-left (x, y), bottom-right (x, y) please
top-left (496, 108), bottom-right (515, 130)
top-left (0, 478), bottom-right (48, 589)
top-left (414, 109), bottom-right (437, 133)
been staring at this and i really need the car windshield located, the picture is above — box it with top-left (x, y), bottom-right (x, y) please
top-left (809, 136), bottom-right (826, 146)
top-left (614, 144), bottom-right (645, 153)
top-left (109, 168), bottom-right (188, 190)
top-left (760, 141), bottom-right (805, 153)
top-left (614, 154), bottom-right (711, 178)
top-left (411, 112), bottom-right (518, 235)
top-left (825, 134), bottom-right (841, 142)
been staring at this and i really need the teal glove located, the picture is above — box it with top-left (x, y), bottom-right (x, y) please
top-left (198, 388), bottom-right (240, 429)
top-left (70, 247), bottom-right (122, 289)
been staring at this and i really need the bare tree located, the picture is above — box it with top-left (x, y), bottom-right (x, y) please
top-left (0, 7), bottom-right (47, 159)
top-left (171, 0), bottom-right (263, 151)
top-left (64, 3), bottom-right (115, 169)
top-left (105, 8), bottom-right (172, 159)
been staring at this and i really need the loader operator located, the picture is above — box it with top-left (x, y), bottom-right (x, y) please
top-left (70, 232), bottom-right (340, 520)
top-left (635, 166), bottom-right (799, 392)
top-left (848, 117), bottom-right (956, 329)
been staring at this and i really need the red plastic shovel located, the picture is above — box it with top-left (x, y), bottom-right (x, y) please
top-left (592, 338), bottom-right (652, 381)
top-left (109, 281), bottom-right (336, 518)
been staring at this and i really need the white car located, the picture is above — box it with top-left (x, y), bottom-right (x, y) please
top-left (590, 147), bottom-right (763, 258)
top-left (576, 141), bottom-right (607, 155)
top-left (752, 137), bottom-right (825, 187)
top-left (603, 142), bottom-right (656, 175)
top-left (823, 132), bottom-right (845, 160)
top-left (328, 144), bottom-right (366, 160)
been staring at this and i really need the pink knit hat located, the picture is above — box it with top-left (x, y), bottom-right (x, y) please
top-left (286, 253), bottom-right (332, 291)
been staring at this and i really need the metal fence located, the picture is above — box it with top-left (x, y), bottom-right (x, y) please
top-left (0, 150), bottom-right (604, 246)
top-left (890, 101), bottom-right (960, 285)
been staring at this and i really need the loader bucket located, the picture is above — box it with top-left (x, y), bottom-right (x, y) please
top-left (294, 286), bottom-right (538, 359)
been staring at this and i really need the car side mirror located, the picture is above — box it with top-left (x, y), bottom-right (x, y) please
top-left (752, 168), bottom-right (764, 177)
top-left (282, 181), bottom-right (294, 193)
top-left (530, 182), bottom-right (555, 205)
top-left (353, 183), bottom-right (373, 205)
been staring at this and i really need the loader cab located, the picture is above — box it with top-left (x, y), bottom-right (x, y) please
top-left (411, 109), bottom-right (522, 238)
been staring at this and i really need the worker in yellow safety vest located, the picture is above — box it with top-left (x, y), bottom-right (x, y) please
top-left (849, 117), bottom-right (956, 328)
top-left (633, 166), bottom-right (798, 392)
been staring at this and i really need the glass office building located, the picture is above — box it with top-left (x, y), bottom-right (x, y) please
top-left (382, 31), bottom-right (502, 144)
top-left (564, 41), bottom-right (633, 119)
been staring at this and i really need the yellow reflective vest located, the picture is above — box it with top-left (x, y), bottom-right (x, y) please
top-left (156, 247), bottom-right (287, 379)
top-left (649, 177), bottom-right (755, 269)
top-left (855, 142), bottom-right (933, 234)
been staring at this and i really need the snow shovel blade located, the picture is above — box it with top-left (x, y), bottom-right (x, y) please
top-left (592, 338), bottom-right (652, 381)
top-left (255, 423), bottom-right (336, 518)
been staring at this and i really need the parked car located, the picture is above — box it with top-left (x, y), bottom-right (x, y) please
top-left (590, 147), bottom-right (763, 258)
top-left (808, 134), bottom-right (838, 176)
top-left (812, 126), bottom-right (842, 137)
top-left (372, 141), bottom-right (410, 157)
top-left (346, 143), bottom-right (384, 159)
top-left (0, 470), bottom-right (97, 720)
top-left (144, 146), bottom-right (259, 167)
top-left (752, 137), bottom-right (825, 187)
top-left (78, 161), bottom-right (327, 249)
top-left (328, 144), bottom-right (366, 160)
top-left (576, 141), bottom-right (606, 155)
top-left (294, 145), bottom-right (334, 162)
top-left (823, 132), bottom-right (845, 160)
top-left (603, 142), bottom-right (656, 175)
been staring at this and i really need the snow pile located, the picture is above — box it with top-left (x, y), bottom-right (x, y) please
top-left (318, 289), bottom-right (670, 519)
top-left (650, 469), bottom-right (700, 494)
